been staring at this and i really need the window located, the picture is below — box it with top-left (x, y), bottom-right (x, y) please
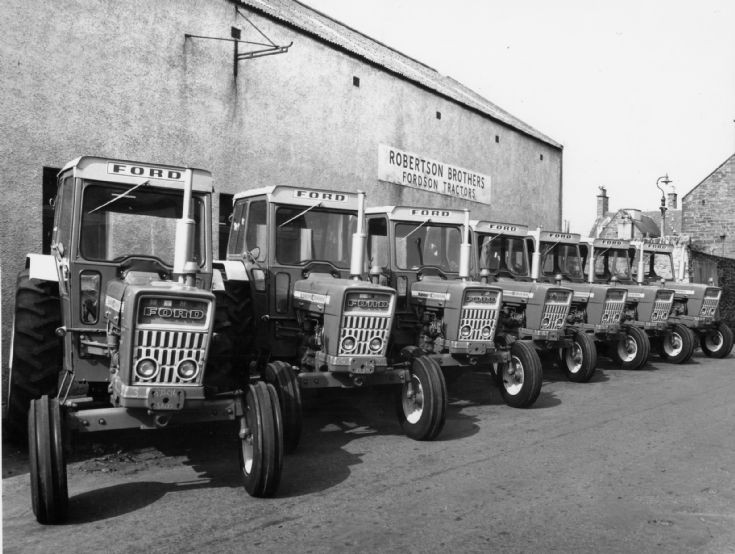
top-left (245, 200), bottom-right (267, 261)
top-left (42, 167), bottom-right (61, 254)
top-left (218, 193), bottom-right (233, 258)
top-left (353, 76), bottom-right (360, 87)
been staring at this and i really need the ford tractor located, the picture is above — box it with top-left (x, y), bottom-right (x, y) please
top-left (6, 157), bottom-right (284, 524)
top-left (470, 221), bottom-right (592, 382)
top-left (529, 230), bottom-right (649, 371)
top-left (218, 187), bottom-right (446, 443)
top-left (365, 207), bottom-right (541, 409)
top-left (630, 240), bottom-right (732, 359)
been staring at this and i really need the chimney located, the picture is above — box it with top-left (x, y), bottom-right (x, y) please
top-left (597, 186), bottom-right (609, 218)
top-left (667, 191), bottom-right (677, 210)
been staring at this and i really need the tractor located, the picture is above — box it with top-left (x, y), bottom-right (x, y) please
top-left (6, 157), bottom-right (283, 524)
top-left (630, 239), bottom-right (732, 359)
top-left (470, 221), bottom-right (593, 382)
top-left (529, 230), bottom-right (650, 371)
top-left (364, 206), bottom-right (541, 408)
top-left (217, 186), bottom-right (446, 443)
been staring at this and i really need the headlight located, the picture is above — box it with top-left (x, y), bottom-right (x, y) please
top-left (541, 317), bottom-right (550, 329)
top-left (369, 337), bottom-right (383, 352)
top-left (341, 336), bottom-right (356, 352)
top-left (460, 325), bottom-right (472, 338)
top-left (135, 358), bottom-right (158, 380)
top-left (176, 359), bottom-right (198, 381)
top-left (481, 326), bottom-right (493, 339)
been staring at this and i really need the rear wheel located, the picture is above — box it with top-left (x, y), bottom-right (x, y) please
top-left (264, 361), bottom-right (302, 454)
top-left (562, 331), bottom-right (597, 382)
top-left (611, 326), bottom-right (650, 370)
top-left (497, 341), bottom-right (542, 408)
top-left (29, 395), bottom-right (68, 524)
top-left (239, 382), bottom-right (283, 497)
top-left (700, 322), bottom-right (734, 359)
top-left (397, 355), bottom-right (447, 441)
top-left (7, 271), bottom-right (62, 442)
top-left (659, 323), bottom-right (695, 364)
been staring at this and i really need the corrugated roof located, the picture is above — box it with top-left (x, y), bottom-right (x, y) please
top-left (237, 0), bottom-right (562, 149)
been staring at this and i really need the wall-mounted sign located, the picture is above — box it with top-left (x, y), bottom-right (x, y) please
top-left (378, 144), bottom-right (491, 204)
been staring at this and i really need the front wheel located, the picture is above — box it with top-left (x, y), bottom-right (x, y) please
top-left (239, 382), bottom-right (283, 497)
top-left (496, 341), bottom-right (542, 408)
top-left (611, 326), bottom-right (651, 370)
top-left (562, 331), bottom-right (597, 383)
top-left (29, 396), bottom-right (68, 524)
top-left (264, 361), bottom-right (302, 454)
top-left (659, 323), bottom-right (695, 364)
top-left (700, 322), bottom-right (734, 359)
top-left (397, 356), bottom-right (447, 441)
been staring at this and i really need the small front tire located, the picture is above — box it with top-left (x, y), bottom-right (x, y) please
top-left (497, 341), bottom-right (542, 408)
top-left (264, 361), bottom-right (302, 454)
top-left (397, 356), bottom-right (447, 441)
top-left (700, 322), bottom-right (734, 359)
top-left (29, 395), bottom-right (68, 524)
top-left (659, 323), bottom-right (696, 364)
top-left (562, 331), bottom-right (597, 383)
top-left (239, 382), bottom-right (283, 497)
top-left (611, 326), bottom-right (650, 370)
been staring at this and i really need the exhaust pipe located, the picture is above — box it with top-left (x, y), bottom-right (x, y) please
top-left (459, 209), bottom-right (471, 280)
top-left (529, 227), bottom-right (541, 282)
top-left (350, 191), bottom-right (367, 280)
top-left (173, 168), bottom-right (197, 286)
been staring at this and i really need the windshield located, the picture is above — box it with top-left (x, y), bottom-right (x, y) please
top-left (540, 242), bottom-right (584, 280)
top-left (80, 181), bottom-right (205, 265)
top-left (275, 206), bottom-right (356, 267)
top-left (632, 251), bottom-right (674, 281)
top-left (395, 223), bottom-right (461, 272)
top-left (594, 249), bottom-right (632, 281)
top-left (478, 235), bottom-right (529, 276)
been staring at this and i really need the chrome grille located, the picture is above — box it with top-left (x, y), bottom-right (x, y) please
top-left (338, 314), bottom-right (391, 356)
top-left (459, 307), bottom-right (499, 341)
top-left (132, 330), bottom-right (209, 385)
top-left (601, 297), bottom-right (625, 324)
top-left (700, 290), bottom-right (721, 317)
top-left (541, 301), bottom-right (570, 330)
top-left (651, 292), bottom-right (674, 323)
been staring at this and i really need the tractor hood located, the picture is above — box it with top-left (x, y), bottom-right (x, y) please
top-left (410, 276), bottom-right (501, 309)
top-left (293, 274), bottom-right (396, 317)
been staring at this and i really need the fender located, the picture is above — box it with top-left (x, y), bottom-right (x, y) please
top-left (27, 253), bottom-right (58, 282)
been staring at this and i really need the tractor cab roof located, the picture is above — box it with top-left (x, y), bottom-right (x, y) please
top-left (366, 206), bottom-right (466, 225)
top-left (633, 240), bottom-right (675, 254)
top-left (60, 156), bottom-right (213, 192)
top-left (234, 186), bottom-right (359, 211)
top-left (536, 230), bottom-right (581, 245)
top-left (471, 220), bottom-right (529, 238)
top-left (581, 237), bottom-right (632, 249)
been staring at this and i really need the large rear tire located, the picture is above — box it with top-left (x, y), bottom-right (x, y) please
top-left (610, 326), bottom-right (650, 370)
top-left (497, 341), bottom-right (542, 408)
top-left (264, 360), bottom-right (302, 454)
top-left (397, 355), bottom-right (447, 441)
top-left (700, 322), bottom-right (734, 359)
top-left (562, 331), bottom-right (597, 383)
top-left (7, 271), bottom-right (62, 442)
top-left (239, 382), bottom-right (283, 497)
top-left (210, 283), bottom-right (255, 387)
top-left (659, 323), bottom-right (695, 364)
top-left (29, 395), bottom-right (68, 524)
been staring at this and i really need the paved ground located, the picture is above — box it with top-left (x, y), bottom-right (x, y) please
top-left (3, 352), bottom-right (735, 553)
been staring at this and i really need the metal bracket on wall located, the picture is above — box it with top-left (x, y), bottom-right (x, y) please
top-left (185, 8), bottom-right (292, 77)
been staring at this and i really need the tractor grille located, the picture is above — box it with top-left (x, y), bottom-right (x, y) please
top-left (459, 307), bottom-right (498, 341)
top-left (132, 330), bottom-right (209, 385)
top-left (651, 291), bottom-right (674, 322)
top-left (601, 293), bottom-right (625, 324)
top-left (700, 289), bottom-right (721, 318)
top-left (338, 314), bottom-right (391, 356)
top-left (541, 291), bottom-right (571, 330)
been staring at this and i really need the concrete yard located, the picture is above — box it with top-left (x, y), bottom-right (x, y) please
top-left (3, 352), bottom-right (735, 553)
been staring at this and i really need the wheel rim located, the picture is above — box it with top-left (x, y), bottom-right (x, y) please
top-left (664, 332), bottom-right (683, 356)
top-left (565, 342), bottom-right (583, 373)
top-left (402, 374), bottom-right (424, 424)
top-left (618, 335), bottom-right (638, 362)
top-left (240, 409), bottom-right (255, 475)
top-left (502, 357), bottom-right (524, 396)
top-left (704, 330), bottom-right (723, 352)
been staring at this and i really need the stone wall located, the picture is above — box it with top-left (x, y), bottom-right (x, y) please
top-left (690, 250), bottom-right (735, 327)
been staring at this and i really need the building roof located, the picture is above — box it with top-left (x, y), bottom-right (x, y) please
top-left (681, 152), bottom-right (735, 201)
top-left (237, 0), bottom-right (562, 149)
top-left (589, 209), bottom-right (663, 238)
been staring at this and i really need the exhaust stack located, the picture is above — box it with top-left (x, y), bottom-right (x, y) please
top-left (350, 191), bottom-right (367, 280)
top-left (173, 168), bottom-right (197, 286)
top-left (529, 227), bottom-right (542, 282)
top-left (459, 209), bottom-right (471, 280)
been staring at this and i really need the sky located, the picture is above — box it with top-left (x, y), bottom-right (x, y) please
top-left (301, 0), bottom-right (735, 234)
